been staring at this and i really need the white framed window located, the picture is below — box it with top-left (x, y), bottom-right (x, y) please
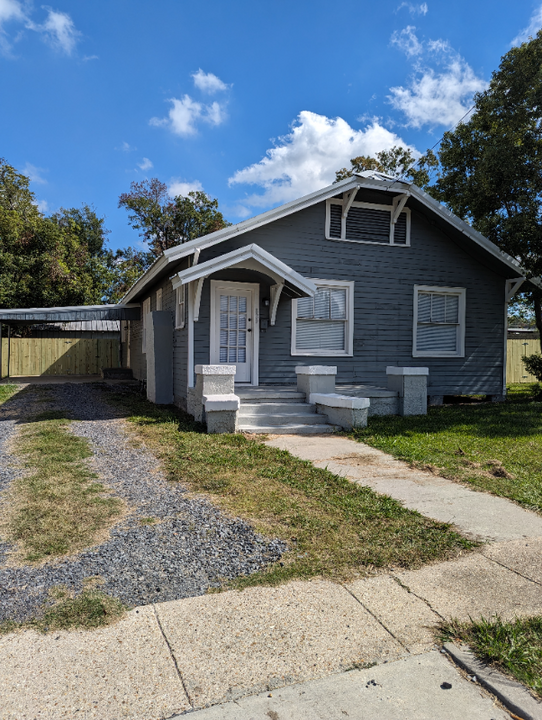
top-left (156, 287), bottom-right (163, 311)
top-left (175, 286), bottom-right (186, 329)
top-left (142, 297), bottom-right (151, 353)
top-left (291, 279), bottom-right (354, 356)
top-left (413, 285), bottom-right (466, 357)
top-left (326, 198), bottom-right (411, 246)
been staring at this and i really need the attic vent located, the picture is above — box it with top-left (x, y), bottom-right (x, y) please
top-left (326, 198), bottom-right (410, 246)
top-left (346, 207), bottom-right (390, 243)
top-left (329, 203), bottom-right (342, 239)
top-left (393, 212), bottom-right (408, 244)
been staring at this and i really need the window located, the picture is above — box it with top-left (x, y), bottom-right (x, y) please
top-left (326, 197), bottom-right (410, 246)
top-left (291, 279), bottom-right (354, 356)
top-left (142, 297), bottom-right (151, 353)
top-left (156, 288), bottom-right (163, 311)
top-left (175, 286), bottom-right (186, 329)
top-left (413, 285), bottom-right (466, 357)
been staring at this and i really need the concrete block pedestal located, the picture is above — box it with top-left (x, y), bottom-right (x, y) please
top-left (386, 367), bottom-right (429, 416)
top-left (188, 365), bottom-right (239, 432)
top-left (295, 366), bottom-right (337, 396)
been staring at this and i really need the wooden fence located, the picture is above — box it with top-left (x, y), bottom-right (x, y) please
top-left (507, 338), bottom-right (541, 384)
top-left (1, 336), bottom-right (120, 377)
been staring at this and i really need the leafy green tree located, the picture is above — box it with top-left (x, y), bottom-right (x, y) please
top-left (103, 246), bottom-right (154, 303)
top-left (118, 178), bottom-right (229, 257)
top-left (335, 146), bottom-right (438, 189)
top-left (433, 31), bottom-right (542, 348)
top-left (0, 159), bottom-right (109, 311)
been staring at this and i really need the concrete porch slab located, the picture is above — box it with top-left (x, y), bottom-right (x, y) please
top-left (396, 553), bottom-right (542, 622)
top-left (155, 580), bottom-right (404, 709)
top-left (0, 605), bottom-right (189, 720)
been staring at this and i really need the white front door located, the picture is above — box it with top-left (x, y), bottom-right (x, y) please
top-left (210, 281), bottom-right (259, 384)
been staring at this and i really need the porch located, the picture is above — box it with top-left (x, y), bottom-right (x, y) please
top-left (186, 365), bottom-right (428, 434)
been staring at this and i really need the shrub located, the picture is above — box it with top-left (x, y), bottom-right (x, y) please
top-left (523, 354), bottom-right (542, 382)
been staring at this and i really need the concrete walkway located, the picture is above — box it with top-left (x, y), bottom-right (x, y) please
top-left (1, 435), bottom-right (541, 719)
top-left (265, 435), bottom-right (542, 542)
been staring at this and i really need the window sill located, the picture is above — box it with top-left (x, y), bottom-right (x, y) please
top-left (292, 350), bottom-right (353, 357)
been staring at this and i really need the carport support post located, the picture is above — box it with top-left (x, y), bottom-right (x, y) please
top-left (7, 324), bottom-right (10, 379)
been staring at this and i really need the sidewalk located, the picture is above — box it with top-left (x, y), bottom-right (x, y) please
top-left (1, 435), bottom-right (541, 719)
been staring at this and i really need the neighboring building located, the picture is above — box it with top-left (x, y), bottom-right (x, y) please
top-left (118, 172), bottom-right (534, 432)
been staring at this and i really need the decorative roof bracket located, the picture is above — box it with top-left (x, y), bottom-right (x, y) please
top-left (342, 189), bottom-right (357, 219)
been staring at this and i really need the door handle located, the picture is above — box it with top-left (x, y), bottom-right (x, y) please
top-left (247, 329), bottom-right (252, 332)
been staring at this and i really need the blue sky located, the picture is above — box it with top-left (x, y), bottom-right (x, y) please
top-left (1, 0), bottom-right (541, 252)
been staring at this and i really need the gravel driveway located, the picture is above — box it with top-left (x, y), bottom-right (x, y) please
top-left (0, 383), bottom-right (285, 623)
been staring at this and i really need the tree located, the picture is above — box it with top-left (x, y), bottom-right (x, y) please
top-left (434, 31), bottom-right (542, 349)
top-left (0, 159), bottom-right (110, 311)
top-left (118, 179), bottom-right (229, 258)
top-left (335, 146), bottom-right (438, 189)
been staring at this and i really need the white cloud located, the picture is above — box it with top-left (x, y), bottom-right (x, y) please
top-left (391, 25), bottom-right (423, 57)
top-left (0, 2), bottom-right (80, 56)
top-left (389, 56), bottom-right (486, 128)
top-left (512, 5), bottom-right (542, 46)
top-left (206, 100), bottom-right (226, 126)
top-left (192, 68), bottom-right (229, 94)
top-left (22, 162), bottom-right (47, 184)
top-left (168, 178), bottom-right (203, 197)
top-left (150, 94), bottom-right (227, 136)
top-left (389, 59), bottom-right (486, 128)
top-left (0, 0), bottom-right (25, 25)
top-left (38, 8), bottom-right (80, 54)
top-left (389, 27), bottom-right (486, 128)
top-left (228, 111), bottom-right (414, 209)
top-left (119, 141), bottom-right (135, 152)
top-left (137, 157), bottom-right (153, 171)
top-left (82, 54), bottom-right (98, 61)
top-left (37, 199), bottom-right (49, 213)
top-left (397, 2), bottom-right (428, 14)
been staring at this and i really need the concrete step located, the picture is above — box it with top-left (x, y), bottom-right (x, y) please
top-left (238, 413), bottom-right (326, 427)
top-left (236, 390), bottom-right (305, 402)
top-left (238, 423), bottom-right (337, 435)
top-left (239, 402), bottom-right (315, 416)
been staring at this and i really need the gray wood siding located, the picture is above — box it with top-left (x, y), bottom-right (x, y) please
top-left (127, 273), bottom-right (190, 407)
top-left (196, 198), bottom-right (506, 395)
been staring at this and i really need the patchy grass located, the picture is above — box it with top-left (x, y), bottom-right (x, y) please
top-left (2, 410), bottom-right (124, 562)
top-left (0, 384), bottom-right (19, 405)
top-left (104, 387), bottom-right (475, 588)
top-left (0, 584), bottom-right (127, 635)
top-left (352, 383), bottom-right (542, 513)
top-left (441, 615), bottom-right (542, 698)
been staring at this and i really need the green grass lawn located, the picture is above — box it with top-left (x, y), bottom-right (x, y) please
top-left (442, 615), bottom-right (542, 698)
top-left (0, 384), bottom-right (19, 405)
top-left (352, 384), bottom-right (542, 513)
top-left (3, 406), bottom-right (124, 562)
top-left (104, 386), bottom-right (475, 588)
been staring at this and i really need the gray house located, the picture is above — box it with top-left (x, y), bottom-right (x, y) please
top-left (120, 172), bottom-right (527, 433)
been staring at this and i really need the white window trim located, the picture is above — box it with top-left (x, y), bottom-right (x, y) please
top-left (413, 285), bottom-right (466, 358)
top-left (156, 287), bottom-right (163, 311)
top-left (291, 278), bottom-right (354, 357)
top-left (325, 198), bottom-right (411, 246)
top-left (142, 297), bottom-right (151, 353)
top-left (175, 286), bottom-right (186, 329)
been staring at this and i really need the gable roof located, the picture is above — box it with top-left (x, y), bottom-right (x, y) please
top-left (122, 174), bottom-right (533, 302)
